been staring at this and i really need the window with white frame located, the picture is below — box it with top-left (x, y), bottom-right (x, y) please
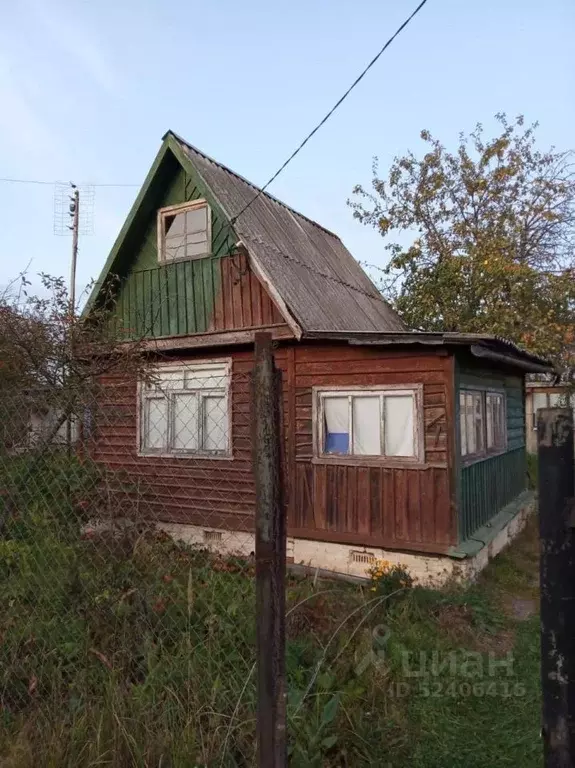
top-left (140, 361), bottom-right (230, 456)
top-left (158, 200), bottom-right (211, 263)
top-left (316, 388), bottom-right (420, 459)
top-left (460, 389), bottom-right (506, 460)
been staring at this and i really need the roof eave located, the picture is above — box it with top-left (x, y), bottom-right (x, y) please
top-left (301, 329), bottom-right (554, 373)
top-left (82, 137), bottom-right (174, 318)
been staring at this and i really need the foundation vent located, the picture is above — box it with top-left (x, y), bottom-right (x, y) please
top-left (350, 550), bottom-right (376, 565)
top-left (203, 530), bottom-right (223, 543)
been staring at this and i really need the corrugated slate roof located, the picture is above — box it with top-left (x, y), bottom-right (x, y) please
top-left (173, 133), bottom-right (406, 335)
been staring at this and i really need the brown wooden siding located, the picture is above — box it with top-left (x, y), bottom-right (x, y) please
top-left (89, 349), bottom-right (270, 532)
top-left (115, 251), bottom-right (288, 340)
top-left (88, 343), bottom-right (456, 555)
top-left (289, 345), bottom-right (454, 551)
top-left (208, 251), bottom-right (285, 332)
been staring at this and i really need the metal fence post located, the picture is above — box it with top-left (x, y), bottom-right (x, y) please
top-left (538, 407), bottom-right (575, 768)
top-left (253, 332), bottom-right (287, 767)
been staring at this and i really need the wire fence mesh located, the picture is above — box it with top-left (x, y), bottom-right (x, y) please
top-left (0, 283), bottom-right (418, 767)
top-left (0, 365), bottom-right (260, 767)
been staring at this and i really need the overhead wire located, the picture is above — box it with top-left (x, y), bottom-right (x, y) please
top-left (0, 177), bottom-right (139, 187)
top-left (2, 1), bottom-right (429, 208)
top-left (229, 0), bottom-right (430, 226)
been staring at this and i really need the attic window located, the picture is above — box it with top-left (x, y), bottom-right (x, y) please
top-left (158, 200), bottom-right (211, 262)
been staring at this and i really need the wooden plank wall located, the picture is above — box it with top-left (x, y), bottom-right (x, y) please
top-left (288, 345), bottom-right (456, 552)
top-left (209, 251), bottom-right (285, 331)
top-left (88, 349), bottom-right (282, 534)
top-left (115, 252), bottom-right (287, 339)
top-left (88, 343), bottom-right (456, 555)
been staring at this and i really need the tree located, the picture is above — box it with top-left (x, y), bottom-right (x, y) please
top-left (0, 272), bottom-right (150, 452)
top-left (351, 114), bottom-right (575, 370)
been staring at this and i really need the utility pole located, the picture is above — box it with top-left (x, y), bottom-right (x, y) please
top-left (66, 186), bottom-right (80, 454)
top-left (69, 186), bottom-right (80, 318)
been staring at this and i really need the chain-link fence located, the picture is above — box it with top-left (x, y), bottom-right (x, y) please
top-left (0, 329), bottom-right (414, 767)
top-left (0, 361), bottom-right (261, 767)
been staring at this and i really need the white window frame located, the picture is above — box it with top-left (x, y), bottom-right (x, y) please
top-left (459, 387), bottom-right (507, 463)
top-left (138, 359), bottom-right (231, 458)
top-left (312, 384), bottom-right (424, 465)
top-left (157, 199), bottom-right (212, 264)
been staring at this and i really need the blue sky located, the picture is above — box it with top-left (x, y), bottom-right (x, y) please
top-left (0, 0), bottom-right (573, 301)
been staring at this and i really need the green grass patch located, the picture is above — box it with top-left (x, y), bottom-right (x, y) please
top-left (0, 457), bottom-right (542, 766)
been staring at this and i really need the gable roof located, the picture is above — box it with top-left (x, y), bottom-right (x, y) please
top-left (85, 131), bottom-right (405, 337)
top-left (174, 134), bottom-right (406, 335)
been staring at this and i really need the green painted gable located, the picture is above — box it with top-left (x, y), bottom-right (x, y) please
top-left (87, 136), bottom-right (237, 338)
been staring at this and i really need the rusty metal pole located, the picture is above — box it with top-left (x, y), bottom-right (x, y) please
top-left (538, 407), bottom-right (575, 768)
top-left (253, 332), bottom-right (287, 768)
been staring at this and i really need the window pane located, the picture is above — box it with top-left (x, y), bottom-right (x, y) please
top-left (186, 230), bottom-right (209, 246)
top-left (485, 394), bottom-right (502, 449)
top-left (486, 395), bottom-right (494, 449)
top-left (185, 206), bottom-right (207, 232)
top-left (549, 393), bottom-right (562, 407)
top-left (187, 239), bottom-right (209, 257)
top-left (150, 370), bottom-right (186, 392)
top-left (323, 397), bottom-right (349, 454)
top-left (164, 238), bottom-right (186, 261)
top-left (385, 395), bottom-right (415, 456)
top-left (203, 396), bottom-right (228, 451)
top-left (533, 392), bottom-right (547, 428)
top-left (496, 395), bottom-right (504, 447)
top-left (352, 396), bottom-right (381, 455)
top-left (185, 365), bottom-right (228, 390)
top-left (459, 392), bottom-right (467, 456)
top-left (533, 392), bottom-right (548, 411)
top-left (465, 393), bottom-right (476, 454)
top-left (486, 393), bottom-right (505, 449)
top-left (165, 212), bottom-right (185, 236)
top-left (474, 393), bottom-right (484, 453)
top-left (173, 393), bottom-right (199, 451)
top-left (144, 397), bottom-right (167, 450)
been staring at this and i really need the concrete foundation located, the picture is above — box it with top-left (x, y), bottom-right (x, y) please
top-left (158, 493), bottom-right (535, 586)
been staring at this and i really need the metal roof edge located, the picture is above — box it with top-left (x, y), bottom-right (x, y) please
top-left (302, 330), bottom-right (554, 370)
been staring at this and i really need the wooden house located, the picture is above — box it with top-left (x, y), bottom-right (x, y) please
top-left (85, 132), bottom-right (552, 583)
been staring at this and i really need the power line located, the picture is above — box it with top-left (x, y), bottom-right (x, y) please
top-left (0, 177), bottom-right (139, 187)
top-left (2, 0), bottom-right (428, 208)
top-left (230, 0), bottom-right (430, 226)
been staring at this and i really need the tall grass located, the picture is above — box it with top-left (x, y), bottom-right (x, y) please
top-left (0, 456), bottom-right (543, 766)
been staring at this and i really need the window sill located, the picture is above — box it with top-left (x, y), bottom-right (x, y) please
top-left (138, 451), bottom-right (233, 461)
top-left (460, 448), bottom-right (509, 467)
top-left (158, 252), bottom-right (213, 265)
top-left (311, 455), bottom-right (434, 469)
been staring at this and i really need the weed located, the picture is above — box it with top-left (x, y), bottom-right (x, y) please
top-left (367, 560), bottom-right (414, 599)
